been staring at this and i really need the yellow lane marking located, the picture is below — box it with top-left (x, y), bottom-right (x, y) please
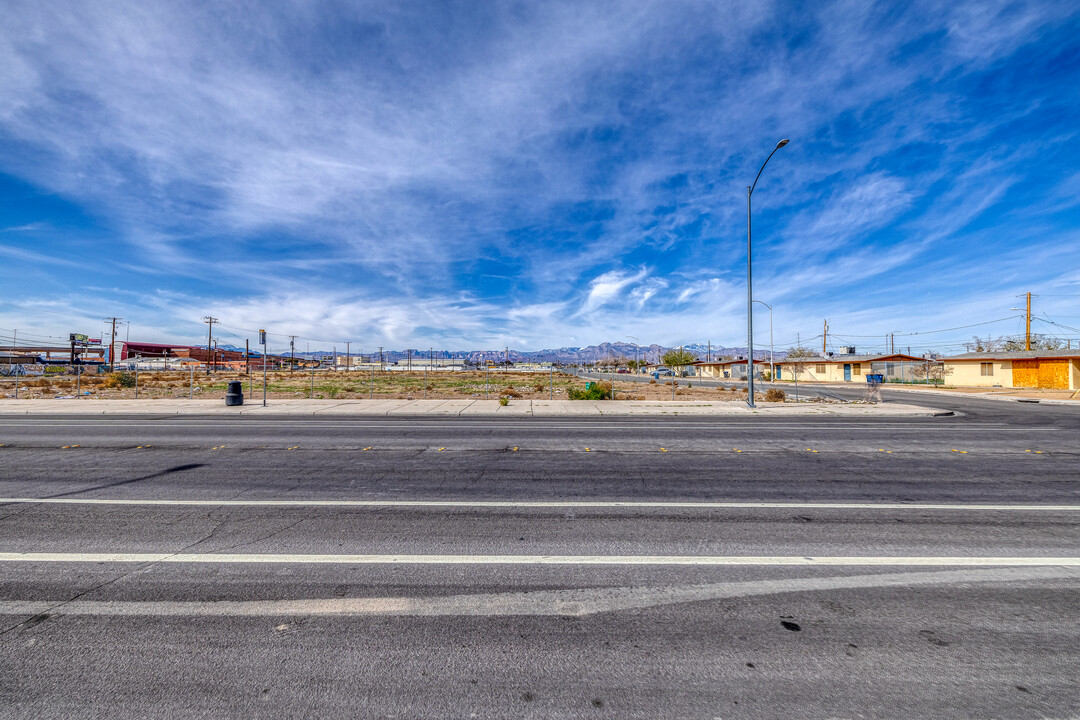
top-left (362, 447), bottom-right (372, 451)
top-left (512, 447), bottom-right (518, 452)
top-left (585, 447), bottom-right (591, 452)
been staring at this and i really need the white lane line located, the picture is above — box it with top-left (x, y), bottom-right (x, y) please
top-left (2, 567), bottom-right (1077, 618)
top-left (2, 498), bottom-right (1079, 511)
top-left (1, 553), bottom-right (1079, 566)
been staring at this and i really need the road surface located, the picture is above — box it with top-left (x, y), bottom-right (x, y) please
top-left (1, 392), bottom-right (1078, 718)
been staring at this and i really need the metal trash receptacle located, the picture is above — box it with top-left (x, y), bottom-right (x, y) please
top-left (225, 380), bottom-right (244, 406)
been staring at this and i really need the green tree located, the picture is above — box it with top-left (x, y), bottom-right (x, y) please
top-left (661, 348), bottom-right (697, 376)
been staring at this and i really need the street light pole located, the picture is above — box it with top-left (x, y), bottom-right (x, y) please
top-left (746, 138), bottom-right (789, 408)
top-left (752, 300), bottom-right (773, 382)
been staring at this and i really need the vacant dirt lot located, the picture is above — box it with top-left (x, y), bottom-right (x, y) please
top-left (0, 370), bottom-right (794, 403)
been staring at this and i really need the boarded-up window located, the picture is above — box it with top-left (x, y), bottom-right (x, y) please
top-left (980, 362), bottom-right (994, 376)
top-left (1038, 361), bottom-right (1069, 389)
top-left (815, 364), bottom-right (826, 374)
top-left (1013, 360), bottom-right (1038, 387)
top-left (852, 363), bottom-right (862, 375)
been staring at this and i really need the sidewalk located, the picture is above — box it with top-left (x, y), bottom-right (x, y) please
top-left (0, 398), bottom-right (945, 416)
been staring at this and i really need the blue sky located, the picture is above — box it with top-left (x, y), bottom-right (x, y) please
top-left (2, 0), bottom-right (1079, 355)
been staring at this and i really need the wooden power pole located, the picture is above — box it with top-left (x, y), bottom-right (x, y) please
top-left (203, 316), bottom-right (218, 375)
top-left (1026, 291), bottom-right (1031, 351)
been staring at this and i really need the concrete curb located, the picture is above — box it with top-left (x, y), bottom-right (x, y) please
top-left (0, 398), bottom-right (945, 417)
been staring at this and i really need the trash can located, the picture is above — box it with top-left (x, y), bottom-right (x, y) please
top-left (225, 380), bottom-right (244, 406)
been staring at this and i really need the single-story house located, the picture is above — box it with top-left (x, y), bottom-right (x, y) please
top-left (775, 353), bottom-right (930, 383)
top-left (693, 359), bottom-right (770, 379)
top-left (942, 351), bottom-right (1080, 390)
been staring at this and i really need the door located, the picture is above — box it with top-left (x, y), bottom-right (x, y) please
top-left (843, 364), bottom-right (851, 382)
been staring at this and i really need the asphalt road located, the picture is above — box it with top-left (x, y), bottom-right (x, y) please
top-left (1, 393), bottom-right (1078, 718)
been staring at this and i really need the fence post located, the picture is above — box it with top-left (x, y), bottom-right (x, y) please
top-left (310, 364), bottom-right (315, 398)
top-left (190, 366), bottom-right (194, 399)
top-left (134, 362), bottom-right (139, 400)
top-left (424, 365), bottom-right (428, 399)
top-left (76, 366), bottom-right (81, 398)
top-left (370, 365), bottom-right (374, 399)
top-left (550, 366), bottom-right (553, 400)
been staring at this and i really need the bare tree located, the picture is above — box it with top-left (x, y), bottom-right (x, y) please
top-left (965, 335), bottom-right (1005, 352)
top-left (1003, 335), bottom-right (1065, 352)
top-left (911, 361), bottom-right (954, 385)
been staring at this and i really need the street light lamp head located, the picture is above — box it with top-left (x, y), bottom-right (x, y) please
top-left (776, 138), bottom-right (790, 148)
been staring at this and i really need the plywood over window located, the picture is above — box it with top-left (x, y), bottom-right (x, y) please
top-left (1038, 361), bottom-right (1069, 389)
top-left (1012, 359), bottom-right (1069, 389)
top-left (1012, 359), bottom-right (1038, 387)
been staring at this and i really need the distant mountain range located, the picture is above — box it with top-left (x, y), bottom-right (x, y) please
top-left (207, 341), bottom-right (783, 364)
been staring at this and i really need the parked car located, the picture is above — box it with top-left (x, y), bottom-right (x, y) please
top-left (652, 368), bottom-right (674, 378)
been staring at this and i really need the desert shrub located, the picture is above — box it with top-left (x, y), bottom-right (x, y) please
top-left (533, 382), bottom-right (546, 392)
top-left (103, 372), bottom-right (136, 388)
top-left (764, 388), bottom-right (786, 402)
top-left (326, 387), bottom-right (340, 398)
top-left (54, 379), bottom-right (74, 389)
top-left (649, 379), bottom-right (657, 384)
top-left (502, 388), bottom-right (522, 398)
top-left (568, 381), bottom-right (612, 400)
top-left (498, 396), bottom-right (509, 406)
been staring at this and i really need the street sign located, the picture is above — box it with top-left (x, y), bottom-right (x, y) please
top-left (259, 329), bottom-right (267, 345)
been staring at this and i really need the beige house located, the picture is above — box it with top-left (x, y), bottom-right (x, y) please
top-left (693, 359), bottom-right (769, 379)
top-left (943, 351), bottom-right (1080, 390)
top-left (775, 353), bottom-right (929, 383)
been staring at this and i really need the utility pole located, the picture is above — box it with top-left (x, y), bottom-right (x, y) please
top-left (245, 339), bottom-right (250, 375)
top-left (105, 317), bottom-right (122, 371)
top-left (378, 346), bottom-right (383, 370)
top-left (1026, 291), bottom-right (1032, 351)
top-left (823, 320), bottom-right (828, 355)
top-left (202, 317), bottom-right (217, 375)
top-left (289, 336), bottom-right (297, 373)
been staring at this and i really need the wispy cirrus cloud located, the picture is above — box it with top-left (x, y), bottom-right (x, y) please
top-left (0, 0), bottom-right (1076, 352)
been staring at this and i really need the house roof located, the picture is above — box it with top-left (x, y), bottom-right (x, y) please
top-left (693, 358), bottom-right (768, 366)
top-left (944, 351), bottom-right (1080, 361)
top-left (777, 353), bottom-right (928, 364)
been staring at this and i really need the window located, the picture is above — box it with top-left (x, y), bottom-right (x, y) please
top-left (980, 362), bottom-right (994, 376)
top-left (815, 364), bottom-right (826, 374)
top-left (853, 363), bottom-right (862, 375)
